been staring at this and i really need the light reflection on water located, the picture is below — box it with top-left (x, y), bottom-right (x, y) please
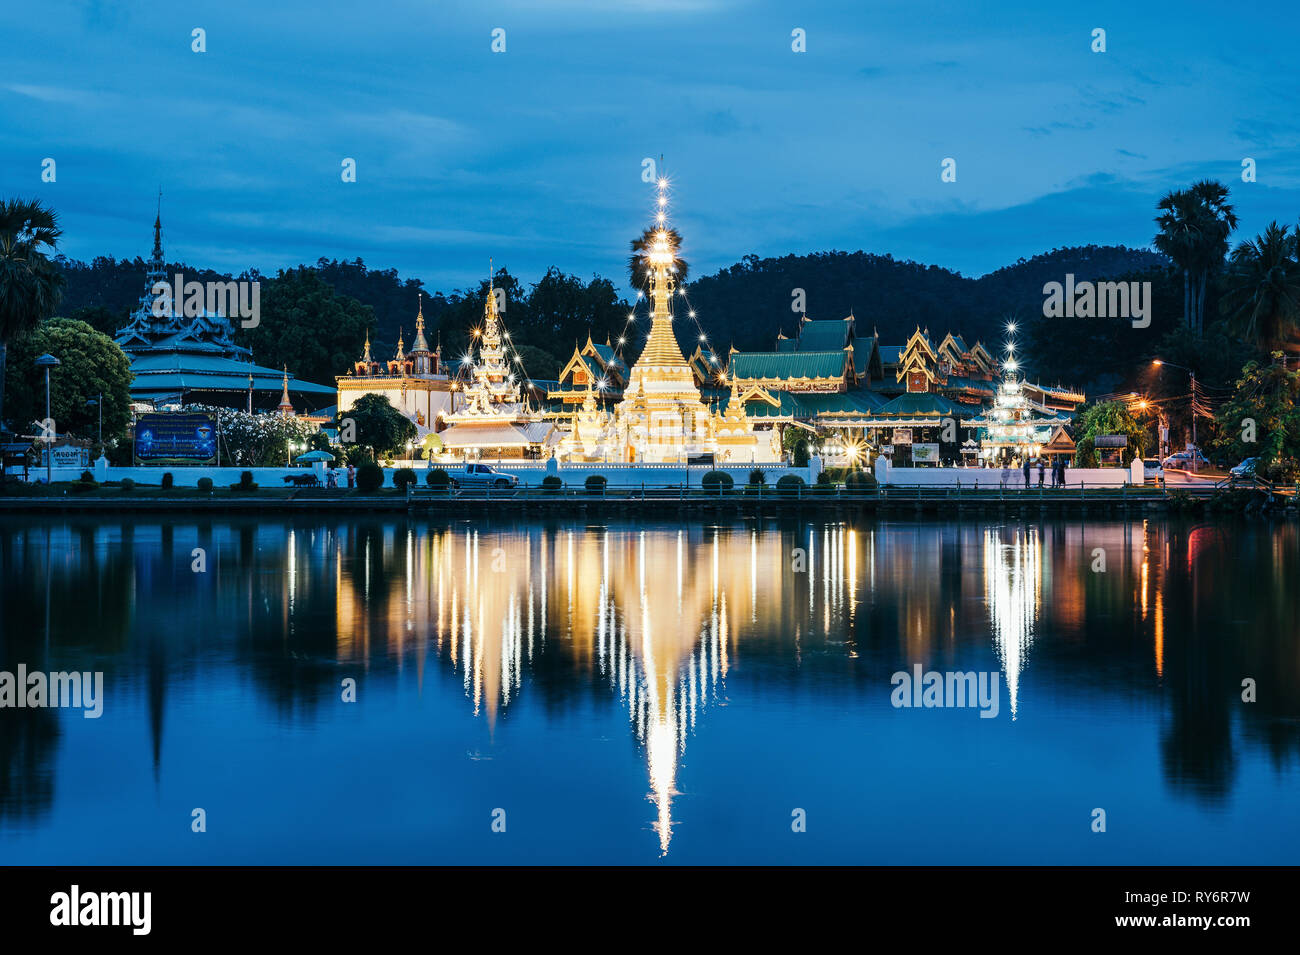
top-left (0, 516), bottom-right (1297, 864)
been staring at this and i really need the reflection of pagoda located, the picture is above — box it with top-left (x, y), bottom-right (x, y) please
top-left (115, 204), bottom-right (336, 411)
top-left (437, 278), bottom-right (557, 459)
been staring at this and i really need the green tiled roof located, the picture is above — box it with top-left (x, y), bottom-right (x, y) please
top-left (129, 353), bottom-right (336, 396)
top-left (875, 392), bottom-right (963, 417)
top-left (589, 343), bottom-right (625, 371)
top-left (879, 345), bottom-right (903, 365)
top-left (735, 387), bottom-right (887, 420)
top-left (729, 350), bottom-right (849, 381)
top-left (945, 375), bottom-right (996, 394)
top-left (796, 318), bottom-right (853, 351)
top-left (775, 336), bottom-right (797, 352)
top-left (852, 337), bottom-right (880, 376)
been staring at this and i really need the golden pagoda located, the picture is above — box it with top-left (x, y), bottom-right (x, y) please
top-left (602, 177), bottom-right (769, 463)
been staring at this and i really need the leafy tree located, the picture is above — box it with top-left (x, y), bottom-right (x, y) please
top-left (340, 393), bottom-right (415, 458)
top-left (628, 227), bottom-right (688, 291)
top-left (0, 199), bottom-right (65, 432)
top-left (1073, 400), bottom-right (1145, 466)
top-left (238, 267), bottom-right (374, 386)
top-left (2, 318), bottom-right (132, 446)
top-left (511, 343), bottom-right (560, 381)
top-left (1220, 222), bottom-right (1300, 349)
top-left (1211, 355), bottom-right (1300, 481)
top-left (1153, 180), bottom-right (1238, 334)
top-left (69, 304), bottom-right (126, 337)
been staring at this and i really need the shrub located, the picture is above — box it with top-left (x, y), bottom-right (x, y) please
top-left (120, 477), bottom-right (135, 492)
top-left (776, 474), bottom-right (806, 496)
top-left (701, 470), bottom-right (734, 492)
top-left (197, 477), bottom-right (214, 493)
top-left (845, 470), bottom-right (877, 490)
top-left (791, 440), bottom-right (810, 467)
top-left (356, 462), bottom-right (385, 492)
top-left (78, 470), bottom-right (95, 484)
top-left (541, 475), bottom-right (562, 492)
top-left (393, 467), bottom-right (417, 490)
top-left (230, 471), bottom-right (258, 491)
top-left (816, 470), bottom-right (832, 485)
top-left (71, 472), bottom-right (96, 494)
top-left (584, 474), bottom-right (607, 495)
top-left (161, 472), bottom-right (174, 489)
top-left (748, 468), bottom-right (766, 486)
top-left (426, 468), bottom-right (450, 488)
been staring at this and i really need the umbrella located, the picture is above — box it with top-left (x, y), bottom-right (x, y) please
top-left (295, 450), bottom-right (335, 463)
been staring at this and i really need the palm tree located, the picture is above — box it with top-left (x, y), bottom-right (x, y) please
top-left (0, 199), bottom-right (64, 432)
top-left (627, 227), bottom-right (688, 291)
top-left (1220, 221), bottom-right (1300, 349)
top-left (1153, 179), bottom-right (1238, 334)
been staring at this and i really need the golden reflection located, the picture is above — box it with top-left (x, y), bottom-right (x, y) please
top-left (312, 519), bottom-right (1136, 853)
top-left (984, 527), bottom-right (1041, 720)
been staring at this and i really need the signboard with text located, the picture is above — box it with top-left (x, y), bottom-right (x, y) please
top-left (133, 413), bottom-right (217, 466)
top-left (911, 443), bottom-right (940, 463)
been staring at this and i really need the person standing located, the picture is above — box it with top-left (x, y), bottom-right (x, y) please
top-left (1037, 458), bottom-right (1045, 487)
top-left (1022, 458), bottom-right (1031, 489)
top-left (347, 463), bottom-right (356, 489)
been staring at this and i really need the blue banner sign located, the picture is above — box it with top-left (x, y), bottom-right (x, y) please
top-left (134, 413), bottom-right (217, 465)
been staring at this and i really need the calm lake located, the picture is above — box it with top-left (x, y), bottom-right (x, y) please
top-left (1, 515), bottom-right (1297, 864)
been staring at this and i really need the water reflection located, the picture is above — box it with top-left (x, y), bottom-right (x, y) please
top-left (1, 516), bottom-right (1297, 860)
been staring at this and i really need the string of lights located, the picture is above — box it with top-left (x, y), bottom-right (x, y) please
top-left (618, 173), bottom-right (728, 394)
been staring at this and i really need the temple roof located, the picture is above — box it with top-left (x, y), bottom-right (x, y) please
top-left (794, 317), bottom-right (854, 352)
top-left (875, 392), bottom-right (964, 417)
top-left (728, 350), bottom-right (851, 381)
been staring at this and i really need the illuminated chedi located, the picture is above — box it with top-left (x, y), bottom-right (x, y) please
top-left (436, 278), bottom-right (559, 459)
top-left (966, 331), bottom-right (1072, 465)
top-left (555, 179), bottom-right (777, 463)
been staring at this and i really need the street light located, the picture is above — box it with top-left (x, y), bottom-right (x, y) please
top-left (34, 353), bottom-right (60, 485)
top-left (1152, 358), bottom-right (1198, 453)
top-left (86, 393), bottom-right (102, 448)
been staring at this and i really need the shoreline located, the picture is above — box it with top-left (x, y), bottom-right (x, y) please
top-left (2, 487), bottom-right (1293, 518)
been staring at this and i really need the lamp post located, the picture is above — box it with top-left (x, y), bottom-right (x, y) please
top-left (86, 393), bottom-right (102, 448)
top-left (1152, 359), bottom-right (1197, 457)
top-left (35, 353), bottom-right (60, 485)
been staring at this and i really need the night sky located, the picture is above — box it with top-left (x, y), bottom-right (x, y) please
top-left (5, 0), bottom-right (1297, 294)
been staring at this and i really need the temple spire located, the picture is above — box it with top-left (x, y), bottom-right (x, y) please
top-left (637, 173), bottom-right (688, 367)
top-left (278, 365), bottom-right (294, 417)
top-left (412, 292), bottom-right (430, 352)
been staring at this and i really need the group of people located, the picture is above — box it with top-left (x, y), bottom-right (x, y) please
top-left (322, 463), bottom-right (356, 489)
top-left (1020, 457), bottom-right (1068, 488)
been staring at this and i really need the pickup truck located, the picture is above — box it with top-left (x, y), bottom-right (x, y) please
top-left (449, 463), bottom-right (519, 489)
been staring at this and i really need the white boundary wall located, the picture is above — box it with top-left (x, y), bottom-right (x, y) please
top-left (874, 457), bottom-right (1143, 488)
top-left (23, 459), bottom-right (813, 489)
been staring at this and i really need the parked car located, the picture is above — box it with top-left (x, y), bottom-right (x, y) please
top-left (1142, 458), bottom-right (1164, 481)
top-left (1230, 457), bottom-right (1259, 478)
top-left (450, 463), bottom-right (518, 489)
top-left (1162, 449), bottom-right (1209, 470)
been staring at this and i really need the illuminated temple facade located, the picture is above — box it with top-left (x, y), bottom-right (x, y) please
top-left (721, 317), bottom-right (1086, 465)
top-left (435, 280), bottom-right (558, 458)
top-left (336, 295), bottom-right (453, 437)
top-left (552, 182), bottom-right (776, 463)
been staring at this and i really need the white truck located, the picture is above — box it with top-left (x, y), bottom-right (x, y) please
top-left (449, 463), bottom-right (519, 489)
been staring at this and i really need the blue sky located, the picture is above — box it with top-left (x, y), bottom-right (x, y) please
top-left (3, 0), bottom-right (1297, 296)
